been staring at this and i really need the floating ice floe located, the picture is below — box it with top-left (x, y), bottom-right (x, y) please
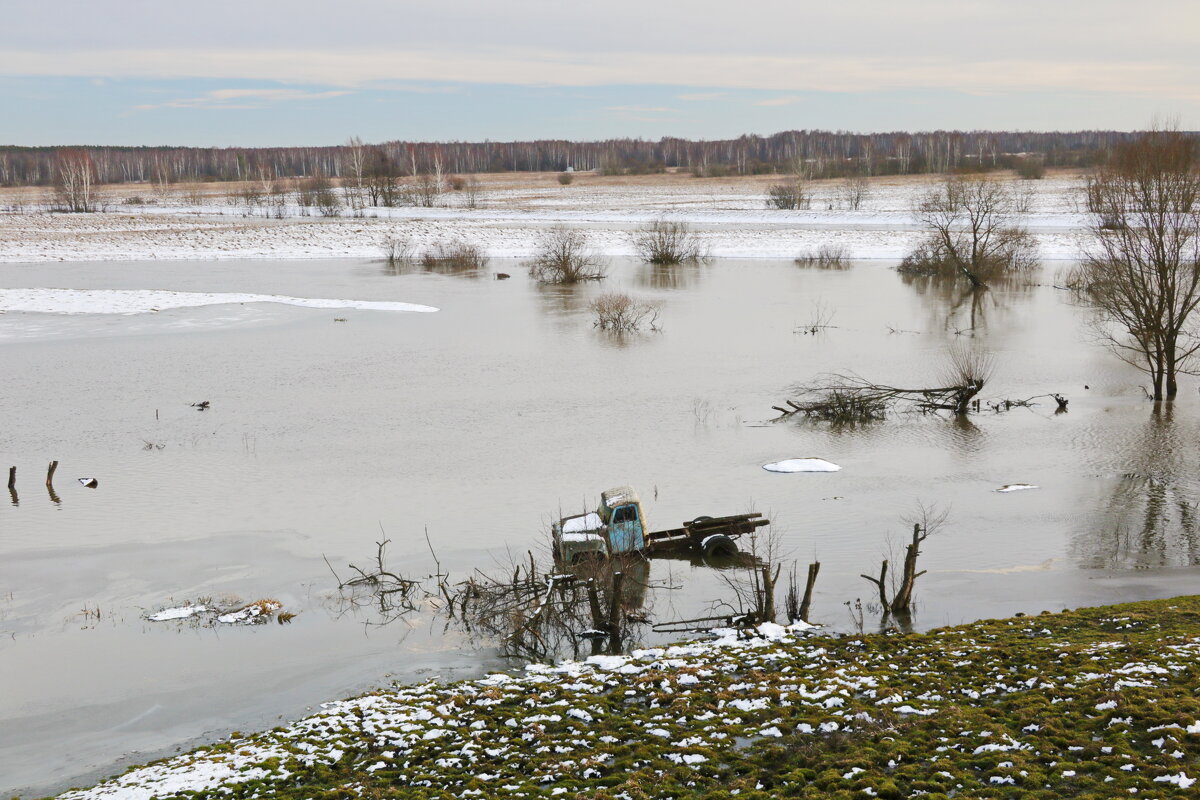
top-left (996, 484), bottom-right (1039, 493)
top-left (0, 288), bottom-right (438, 316)
top-left (762, 458), bottom-right (841, 473)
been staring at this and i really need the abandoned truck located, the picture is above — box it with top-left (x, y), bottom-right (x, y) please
top-left (551, 486), bottom-right (769, 564)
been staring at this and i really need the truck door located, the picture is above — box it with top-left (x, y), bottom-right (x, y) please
top-left (608, 504), bottom-right (645, 553)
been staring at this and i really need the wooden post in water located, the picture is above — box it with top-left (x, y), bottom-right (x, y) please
top-left (7, 466), bottom-right (14, 490)
top-left (607, 571), bottom-right (625, 654)
top-left (587, 579), bottom-right (604, 630)
top-left (799, 561), bottom-right (821, 622)
top-left (760, 565), bottom-right (778, 623)
top-left (45, 461), bottom-right (58, 488)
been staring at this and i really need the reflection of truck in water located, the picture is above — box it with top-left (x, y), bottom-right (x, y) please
top-left (551, 486), bottom-right (769, 564)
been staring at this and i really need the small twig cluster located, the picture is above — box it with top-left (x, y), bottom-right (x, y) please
top-left (589, 292), bottom-right (661, 332)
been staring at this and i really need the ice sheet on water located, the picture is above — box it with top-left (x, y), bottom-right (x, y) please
top-left (762, 458), bottom-right (841, 473)
top-left (996, 484), bottom-right (1039, 493)
top-left (0, 288), bottom-right (438, 315)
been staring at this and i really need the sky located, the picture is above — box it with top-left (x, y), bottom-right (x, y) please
top-left (3, 0), bottom-right (1198, 146)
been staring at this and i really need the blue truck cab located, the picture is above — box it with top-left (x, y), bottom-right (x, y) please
top-left (552, 486), bottom-right (647, 563)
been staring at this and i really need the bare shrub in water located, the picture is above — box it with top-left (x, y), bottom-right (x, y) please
top-left (527, 226), bottom-right (606, 284)
top-left (419, 241), bottom-right (488, 271)
top-left (795, 244), bottom-right (851, 269)
top-left (903, 175), bottom-right (1037, 288)
top-left (590, 292), bottom-right (661, 332)
top-left (631, 218), bottom-right (705, 264)
top-left (381, 236), bottom-right (413, 266)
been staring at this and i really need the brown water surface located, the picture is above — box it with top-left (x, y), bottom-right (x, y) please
top-left (1, 256), bottom-right (1198, 796)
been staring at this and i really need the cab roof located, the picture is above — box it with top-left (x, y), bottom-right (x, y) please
top-left (601, 486), bottom-right (640, 509)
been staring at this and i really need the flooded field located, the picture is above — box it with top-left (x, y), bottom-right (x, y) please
top-left (3, 254), bottom-right (1199, 797)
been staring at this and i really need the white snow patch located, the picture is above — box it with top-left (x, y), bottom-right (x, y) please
top-left (1155, 772), bottom-right (1196, 788)
top-left (561, 513), bottom-right (604, 533)
top-left (146, 604), bottom-right (210, 621)
top-left (0, 288), bottom-right (438, 316)
top-left (996, 483), bottom-right (1039, 493)
top-left (762, 458), bottom-right (841, 473)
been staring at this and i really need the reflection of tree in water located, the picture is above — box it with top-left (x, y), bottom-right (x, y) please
top-left (534, 283), bottom-right (589, 317)
top-left (899, 270), bottom-right (1037, 333)
top-left (634, 261), bottom-right (704, 291)
top-left (380, 259), bottom-right (485, 279)
top-left (1075, 406), bottom-right (1200, 568)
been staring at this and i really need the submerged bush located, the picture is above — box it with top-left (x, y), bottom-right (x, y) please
top-left (589, 292), bottom-right (661, 332)
top-left (631, 218), bottom-right (705, 265)
top-left (418, 241), bottom-right (488, 272)
top-left (527, 226), bottom-right (605, 284)
top-left (795, 244), bottom-right (851, 269)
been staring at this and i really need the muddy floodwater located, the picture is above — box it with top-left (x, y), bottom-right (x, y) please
top-left (3, 255), bottom-right (1200, 797)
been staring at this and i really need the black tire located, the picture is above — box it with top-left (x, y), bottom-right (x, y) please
top-left (701, 533), bottom-right (738, 558)
top-left (691, 515), bottom-right (714, 525)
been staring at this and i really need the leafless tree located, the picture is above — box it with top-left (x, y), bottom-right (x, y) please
top-left (53, 149), bottom-right (99, 212)
top-left (527, 227), bottom-right (606, 284)
top-left (1070, 128), bottom-right (1200, 400)
top-left (906, 175), bottom-right (1038, 288)
top-left (462, 176), bottom-right (484, 209)
top-left (411, 173), bottom-right (441, 207)
top-left (861, 504), bottom-right (948, 616)
top-left (343, 136), bottom-right (368, 211)
top-left (837, 174), bottom-right (870, 210)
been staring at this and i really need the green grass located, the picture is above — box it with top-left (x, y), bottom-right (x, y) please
top-left (57, 597), bottom-right (1200, 799)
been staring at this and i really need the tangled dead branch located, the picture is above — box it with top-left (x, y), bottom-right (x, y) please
top-left (774, 346), bottom-right (994, 421)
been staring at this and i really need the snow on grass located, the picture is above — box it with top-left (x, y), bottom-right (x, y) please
top-left (58, 597), bottom-right (1200, 799)
top-left (0, 288), bottom-right (437, 315)
top-left (762, 458), bottom-right (841, 473)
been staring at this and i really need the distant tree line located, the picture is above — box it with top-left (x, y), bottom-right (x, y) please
top-left (0, 130), bottom-right (1169, 187)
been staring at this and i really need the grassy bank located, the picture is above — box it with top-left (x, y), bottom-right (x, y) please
top-left (58, 597), bottom-right (1200, 799)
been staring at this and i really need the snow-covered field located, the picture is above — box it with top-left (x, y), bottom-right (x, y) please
top-left (0, 173), bottom-right (1091, 264)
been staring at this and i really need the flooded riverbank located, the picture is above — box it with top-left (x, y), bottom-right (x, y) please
top-left (2, 254), bottom-right (1198, 796)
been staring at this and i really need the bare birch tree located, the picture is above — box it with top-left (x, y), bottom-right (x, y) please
top-left (54, 149), bottom-right (99, 212)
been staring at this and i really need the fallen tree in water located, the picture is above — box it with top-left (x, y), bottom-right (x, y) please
top-left (775, 346), bottom-right (993, 421)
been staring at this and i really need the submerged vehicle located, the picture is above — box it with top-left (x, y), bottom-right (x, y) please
top-left (551, 486), bottom-right (769, 564)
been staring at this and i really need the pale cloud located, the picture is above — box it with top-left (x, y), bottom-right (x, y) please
top-left (134, 87), bottom-right (353, 111)
top-left (605, 105), bottom-right (674, 113)
top-left (6, 47), bottom-right (1198, 103)
top-left (678, 92), bottom-right (726, 101)
top-left (755, 96), bottom-right (802, 107)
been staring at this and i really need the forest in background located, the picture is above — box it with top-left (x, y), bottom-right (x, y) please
top-left (0, 130), bottom-right (1160, 187)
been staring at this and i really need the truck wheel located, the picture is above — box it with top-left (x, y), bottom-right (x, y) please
top-left (690, 515), bottom-right (714, 525)
top-left (701, 533), bottom-right (738, 559)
